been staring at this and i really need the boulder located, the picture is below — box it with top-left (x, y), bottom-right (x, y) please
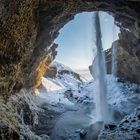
top-left (79, 129), bottom-right (87, 138)
top-left (98, 107), bottom-right (140, 140)
top-left (104, 123), bottom-right (117, 130)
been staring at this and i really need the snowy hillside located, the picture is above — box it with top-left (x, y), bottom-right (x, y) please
top-left (37, 61), bottom-right (85, 105)
top-left (38, 62), bottom-right (140, 115)
top-left (43, 61), bottom-right (84, 90)
top-left (75, 69), bottom-right (93, 81)
top-left (34, 62), bottom-right (140, 140)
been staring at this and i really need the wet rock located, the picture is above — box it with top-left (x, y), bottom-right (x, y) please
top-left (75, 129), bottom-right (81, 133)
top-left (104, 123), bottom-right (117, 130)
top-left (33, 48), bottom-right (57, 89)
top-left (50, 115), bottom-right (54, 119)
top-left (0, 123), bottom-right (19, 140)
top-left (120, 127), bottom-right (128, 131)
top-left (131, 119), bottom-right (136, 122)
top-left (117, 30), bottom-right (140, 84)
top-left (104, 36), bottom-right (140, 85)
top-left (46, 61), bottom-right (83, 85)
top-left (112, 109), bottom-right (125, 122)
top-left (45, 65), bottom-right (57, 78)
top-left (99, 107), bottom-right (140, 140)
top-left (16, 98), bottom-right (37, 126)
top-left (136, 128), bottom-right (140, 134)
top-left (137, 113), bottom-right (140, 119)
top-left (79, 129), bottom-right (87, 138)
top-left (104, 48), bottom-right (112, 74)
top-left (134, 86), bottom-right (140, 93)
top-left (124, 120), bottom-right (129, 123)
top-left (117, 78), bottom-right (126, 83)
top-left (40, 134), bottom-right (50, 140)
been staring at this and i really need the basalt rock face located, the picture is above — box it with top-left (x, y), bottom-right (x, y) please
top-left (0, 0), bottom-right (39, 98)
top-left (0, 90), bottom-right (47, 140)
top-left (105, 48), bottom-right (112, 74)
top-left (0, 100), bottom-right (20, 140)
top-left (32, 43), bottom-right (58, 89)
top-left (0, 0), bottom-right (140, 98)
top-left (117, 30), bottom-right (140, 84)
top-left (104, 36), bottom-right (140, 84)
top-left (98, 107), bottom-right (140, 140)
top-left (45, 65), bottom-right (57, 79)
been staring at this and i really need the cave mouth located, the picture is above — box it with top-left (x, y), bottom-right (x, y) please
top-left (1, 1), bottom-right (140, 140)
top-left (34, 1), bottom-right (140, 92)
top-left (38, 11), bottom-right (140, 140)
top-left (39, 11), bottom-right (121, 126)
top-left (53, 11), bottom-right (120, 80)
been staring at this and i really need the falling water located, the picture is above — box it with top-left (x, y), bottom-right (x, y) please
top-left (112, 42), bottom-right (116, 76)
top-left (91, 12), bottom-right (109, 122)
top-left (112, 40), bottom-right (118, 76)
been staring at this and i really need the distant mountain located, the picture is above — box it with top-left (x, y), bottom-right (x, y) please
top-left (75, 69), bottom-right (93, 81)
top-left (40, 61), bottom-right (84, 91)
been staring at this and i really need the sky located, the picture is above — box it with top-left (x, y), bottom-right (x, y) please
top-left (54, 12), bottom-right (120, 70)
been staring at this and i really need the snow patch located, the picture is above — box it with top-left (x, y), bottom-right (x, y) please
top-left (42, 77), bottom-right (64, 92)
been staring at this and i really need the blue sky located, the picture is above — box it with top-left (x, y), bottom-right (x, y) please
top-left (54, 12), bottom-right (120, 70)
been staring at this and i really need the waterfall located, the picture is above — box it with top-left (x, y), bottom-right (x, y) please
top-left (112, 42), bottom-right (116, 76)
top-left (111, 19), bottom-right (117, 76)
top-left (111, 40), bottom-right (118, 76)
top-left (91, 12), bottom-right (109, 122)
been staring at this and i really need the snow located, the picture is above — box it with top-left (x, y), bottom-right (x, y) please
top-left (106, 75), bottom-right (126, 104)
top-left (50, 61), bottom-right (73, 72)
top-left (75, 69), bottom-right (93, 81)
top-left (42, 77), bottom-right (64, 91)
top-left (38, 61), bottom-right (140, 117)
top-left (31, 61), bottom-right (140, 140)
top-left (39, 90), bottom-right (74, 106)
top-left (37, 62), bottom-right (85, 105)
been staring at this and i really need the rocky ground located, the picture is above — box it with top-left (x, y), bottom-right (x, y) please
top-left (33, 62), bottom-right (140, 140)
top-left (1, 1), bottom-right (140, 139)
top-left (0, 62), bottom-right (140, 140)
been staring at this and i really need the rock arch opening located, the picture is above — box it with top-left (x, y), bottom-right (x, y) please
top-left (54, 11), bottom-right (119, 70)
top-left (26, 1), bottom-right (140, 93)
top-left (0, 1), bottom-right (140, 140)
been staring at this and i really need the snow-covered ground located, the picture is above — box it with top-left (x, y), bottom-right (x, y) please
top-left (42, 77), bottom-right (64, 91)
top-left (75, 69), bottom-right (93, 81)
top-left (35, 62), bottom-right (140, 140)
top-left (6, 62), bottom-right (139, 140)
top-left (38, 62), bottom-right (140, 116)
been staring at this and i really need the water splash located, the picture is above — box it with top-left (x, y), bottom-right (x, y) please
top-left (91, 12), bottom-right (109, 122)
